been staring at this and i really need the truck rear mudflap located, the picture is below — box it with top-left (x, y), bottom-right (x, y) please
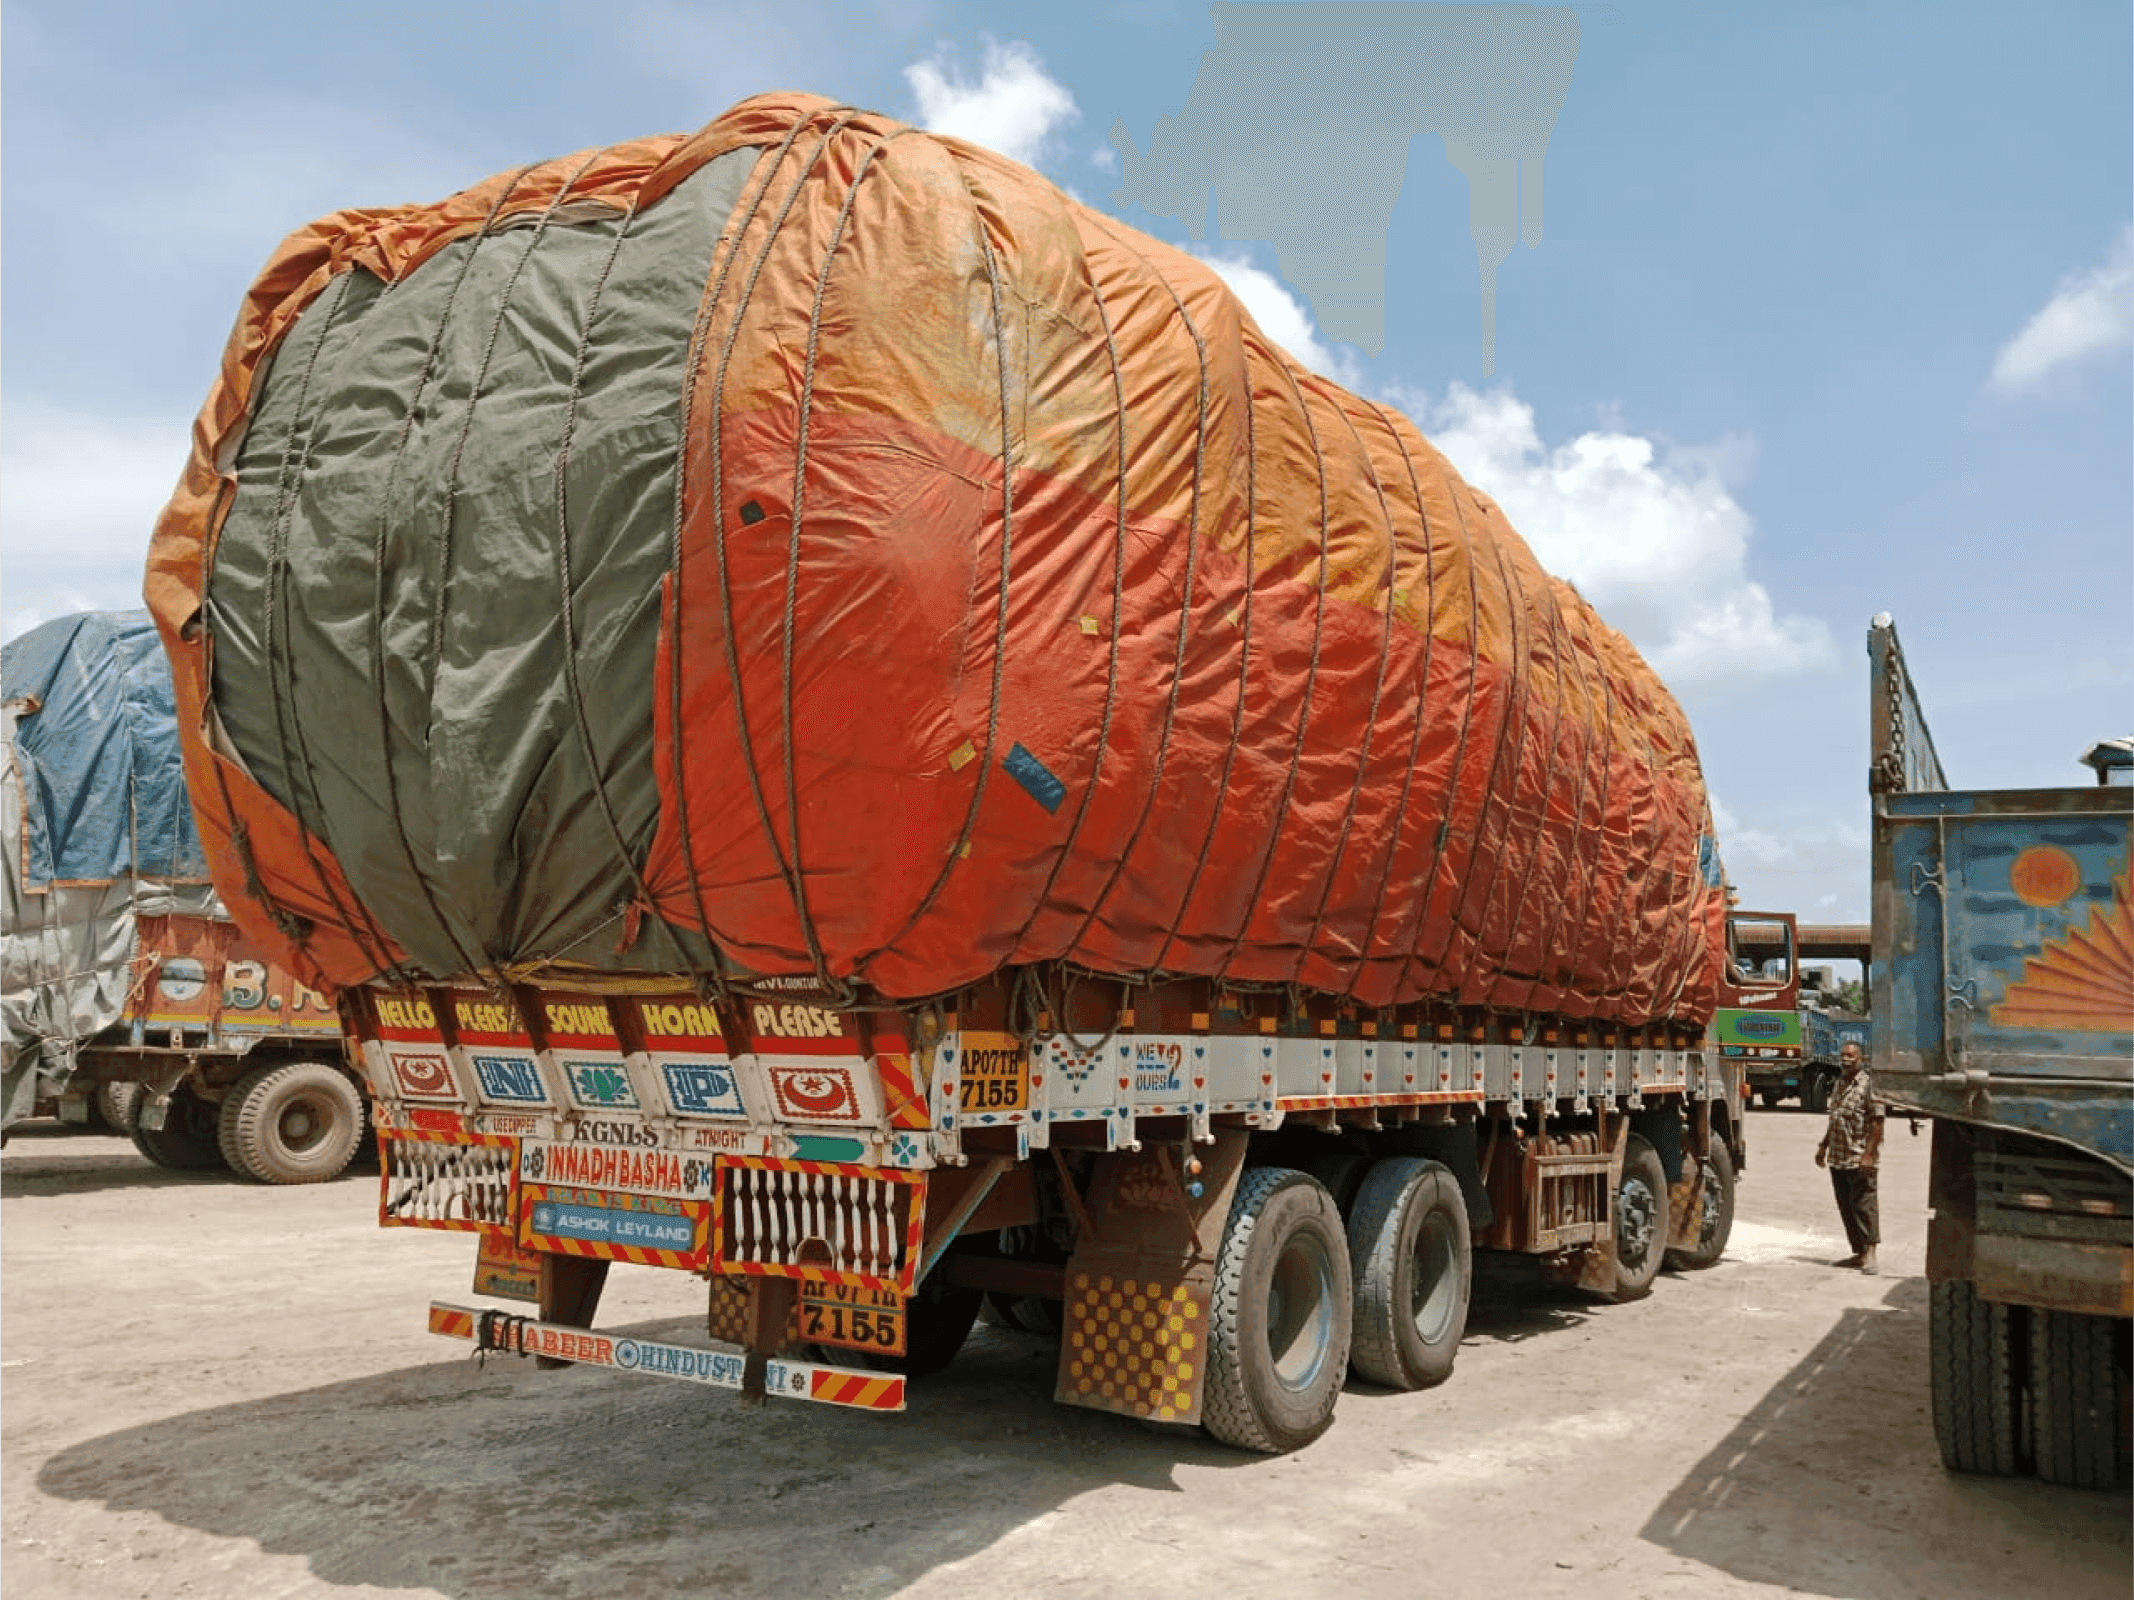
top-left (426, 1302), bottom-right (907, 1412)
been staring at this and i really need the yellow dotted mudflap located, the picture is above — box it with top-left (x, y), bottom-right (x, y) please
top-left (706, 1273), bottom-right (753, 1346)
top-left (1054, 1262), bottom-right (1211, 1426)
top-left (705, 1273), bottom-right (799, 1348)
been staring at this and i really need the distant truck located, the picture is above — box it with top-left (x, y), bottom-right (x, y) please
top-left (1869, 614), bottom-right (2131, 1490)
top-left (1719, 920), bottom-right (1874, 1111)
top-left (1747, 974), bottom-right (1871, 1111)
top-left (2, 612), bottom-right (366, 1182)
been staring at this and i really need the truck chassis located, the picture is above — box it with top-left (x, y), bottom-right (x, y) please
top-left (351, 969), bottom-right (1748, 1451)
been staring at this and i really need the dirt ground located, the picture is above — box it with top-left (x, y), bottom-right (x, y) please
top-left (3, 1107), bottom-right (2126, 1600)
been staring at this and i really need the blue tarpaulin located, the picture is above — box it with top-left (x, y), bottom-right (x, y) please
top-left (2, 611), bottom-right (207, 886)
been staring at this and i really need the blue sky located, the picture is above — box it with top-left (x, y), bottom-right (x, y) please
top-left (4, 0), bottom-right (2128, 928)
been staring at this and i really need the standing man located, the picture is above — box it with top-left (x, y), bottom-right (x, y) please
top-left (1815, 1040), bottom-right (1882, 1272)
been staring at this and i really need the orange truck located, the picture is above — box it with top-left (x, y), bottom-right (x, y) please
top-left (2, 611), bottom-right (365, 1182)
top-left (149, 93), bottom-right (1758, 1446)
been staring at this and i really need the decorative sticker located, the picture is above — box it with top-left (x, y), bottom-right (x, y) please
top-left (770, 1063), bottom-right (863, 1123)
top-left (634, 996), bottom-right (728, 1051)
top-left (518, 1138), bottom-right (717, 1201)
top-left (564, 1059), bottom-right (639, 1110)
top-left (451, 993), bottom-right (530, 1044)
top-left (388, 1048), bottom-right (459, 1101)
top-left (661, 1061), bottom-right (749, 1120)
top-left (743, 1000), bottom-right (858, 1054)
top-left (1131, 1038), bottom-right (1187, 1097)
top-left (520, 1184), bottom-right (708, 1257)
top-left (470, 1052), bottom-right (549, 1104)
top-left (370, 991), bottom-right (441, 1038)
top-left (538, 994), bottom-right (622, 1050)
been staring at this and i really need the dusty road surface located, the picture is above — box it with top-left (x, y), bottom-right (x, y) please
top-left (5, 1108), bottom-right (2126, 1600)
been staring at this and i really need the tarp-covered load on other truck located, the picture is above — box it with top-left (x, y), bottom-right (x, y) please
top-left (2, 611), bottom-right (222, 1129)
top-left (2, 611), bottom-right (360, 1181)
top-left (147, 90), bottom-right (1727, 1027)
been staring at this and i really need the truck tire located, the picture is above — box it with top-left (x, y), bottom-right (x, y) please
top-left (864, 1253), bottom-right (983, 1379)
top-left (96, 1080), bottom-right (144, 1136)
top-left (1804, 1070), bottom-right (1834, 1114)
top-left (1664, 1137), bottom-right (1736, 1272)
top-left (224, 1061), bottom-right (365, 1184)
top-left (1929, 1278), bottom-right (2023, 1476)
top-left (1003, 1296), bottom-right (1065, 1335)
top-left (1203, 1167), bottom-right (1352, 1453)
top-left (2032, 1309), bottom-right (2120, 1489)
top-left (128, 1085), bottom-right (226, 1171)
top-left (1610, 1135), bottom-right (1668, 1302)
top-left (979, 1292), bottom-right (1063, 1335)
top-left (1345, 1157), bottom-right (1470, 1391)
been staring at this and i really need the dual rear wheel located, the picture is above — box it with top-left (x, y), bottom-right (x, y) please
top-left (1204, 1158), bottom-right (1474, 1453)
top-left (1931, 1280), bottom-right (2126, 1490)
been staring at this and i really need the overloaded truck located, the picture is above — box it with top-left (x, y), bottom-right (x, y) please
top-left (145, 92), bottom-right (1760, 1450)
top-left (1868, 615), bottom-right (2131, 1489)
top-left (2, 611), bottom-right (366, 1182)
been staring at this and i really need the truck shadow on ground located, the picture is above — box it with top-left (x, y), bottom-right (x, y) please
top-left (30, 1254), bottom-right (1607, 1598)
top-left (0, 1145), bottom-right (376, 1199)
top-left (1463, 1251), bottom-right (1600, 1342)
top-left (1641, 1275), bottom-right (2131, 1600)
top-left (34, 1316), bottom-right (1269, 1600)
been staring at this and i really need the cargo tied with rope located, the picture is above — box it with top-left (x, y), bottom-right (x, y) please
top-left (145, 92), bottom-right (1760, 1450)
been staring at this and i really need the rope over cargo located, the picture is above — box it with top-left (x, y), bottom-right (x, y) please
top-left (145, 91), bottom-right (1727, 1027)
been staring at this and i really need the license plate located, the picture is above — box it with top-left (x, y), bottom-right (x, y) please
top-left (798, 1283), bottom-right (906, 1357)
top-left (473, 1233), bottom-right (545, 1303)
top-left (956, 1031), bottom-right (1029, 1114)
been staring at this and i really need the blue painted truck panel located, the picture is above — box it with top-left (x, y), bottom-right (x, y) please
top-left (1868, 619), bottom-right (2133, 1174)
top-left (1803, 1008), bottom-right (1871, 1065)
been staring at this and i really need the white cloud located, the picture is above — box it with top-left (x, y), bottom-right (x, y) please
top-left (1709, 795), bottom-right (1869, 925)
top-left (1193, 251), bottom-right (1365, 388)
top-left (1, 399), bottom-right (191, 641)
top-left (1387, 382), bottom-right (1835, 694)
top-left (1991, 223), bottom-right (2134, 390)
top-left (1174, 256), bottom-right (1823, 696)
top-left (1090, 145), bottom-right (1119, 174)
top-left (904, 39), bottom-right (1078, 170)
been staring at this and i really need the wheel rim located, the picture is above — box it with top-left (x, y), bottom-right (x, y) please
top-left (1696, 1170), bottom-right (1723, 1249)
top-left (1409, 1211), bottom-right (1459, 1344)
top-left (1618, 1174), bottom-right (1658, 1268)
top-left (1266, 1229), bottom-right (1338, 1393)
top-left (277, 1095), bottom-right (329, 1155)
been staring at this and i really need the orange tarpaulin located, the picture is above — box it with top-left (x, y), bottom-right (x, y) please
top-left (147, 92), bottom-right (1725, 1026)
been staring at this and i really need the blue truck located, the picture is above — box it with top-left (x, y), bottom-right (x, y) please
top-left (1739, 976), bottom-right (1872, 1111)
top-left (1869, 614), bottom-right (2131, 1490)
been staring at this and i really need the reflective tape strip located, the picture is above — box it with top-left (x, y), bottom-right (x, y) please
top-left (809, 1370), bottom-right (904, 1410)
top-left (874, 1050), bottom-right (930, 1129)
top-left (1276, 1091), bottom-right (1487, 1111)
top-left (527, 1234), bottom-right (701, 1270)
top-left (428, 1305), bottom-right (477, 1339)
top-left (424, 1302), bottom-right (905, 1412)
